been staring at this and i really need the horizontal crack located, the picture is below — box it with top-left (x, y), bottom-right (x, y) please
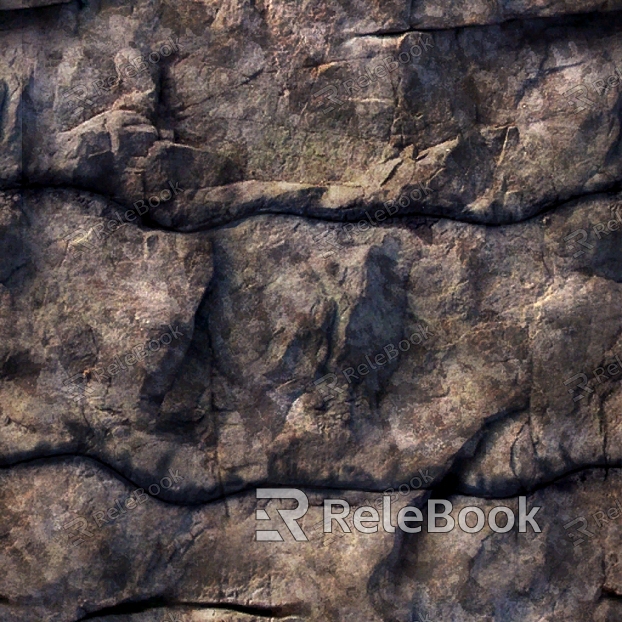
top-left (9, 179), bottom-right (622, 235)
top-left (3, 452), bottom-right (622, 509)
top-left (437, 463), bottom-right (622, 502)
top-left (75, 596), bottom-right (307, 621)
top-left (601, 586), bottom-right (622, 602)
top-left (351, 7), bottom-right (622, 37)
top-left (0, 452), bottom-right (431, 506)
top-left (0, 1), bottom-right (72, 13)
top-left (143, 181), bottom-right (622, 232)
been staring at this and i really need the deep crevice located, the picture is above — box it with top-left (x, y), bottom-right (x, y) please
top-left (352, 7), bottom-right (622, 37)
top-left (601, 586), bottom-right (622, 602)
top-left (10, 178), bottom-right (622, 235)
top-left (0, 0), bottom-right (73, 15)
top-left (3, 450), bottom-right (622, 509)
top-left (140, 180), bottom-right (622, 233)
top-left (75, 596), bottom-right (307, 621)
top-left (0, 451), bottom-right (436, 507)
top-left (434, 460), bottom-right (621, 502)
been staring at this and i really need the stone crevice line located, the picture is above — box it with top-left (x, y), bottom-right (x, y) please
top-left (4, 1), bottom-right (621, 32)
top-left (0, 1), bottom-right (72, 12)
top-left (0, 452), bottom-right (429, 507)
top-left (350, 7), bottom-right (622, 36)
top-left (601, 586), bottom-right (622, 601)
top-left (10, 180), bottom-right (622, 234)
top-left (4, 452), bottom-right (622, 509)
top-left (447, 463), bottom-right (622, 502)
top-left (74, 596), bottom-right (308, 621)
top-left (121, 178), bottom-right (622, 230)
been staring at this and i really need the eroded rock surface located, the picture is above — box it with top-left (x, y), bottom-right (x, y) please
top-left (1, 0), bottom-right (622, 621)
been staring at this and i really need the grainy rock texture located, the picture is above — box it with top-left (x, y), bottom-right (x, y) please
top-left (1, 0), bottom-right (622, 621)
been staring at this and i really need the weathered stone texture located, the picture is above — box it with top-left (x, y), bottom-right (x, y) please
top-left (1, 0), bottom-right (622, 620)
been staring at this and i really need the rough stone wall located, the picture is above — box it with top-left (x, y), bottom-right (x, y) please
top-left (1, 0), bottom-right (622, 621)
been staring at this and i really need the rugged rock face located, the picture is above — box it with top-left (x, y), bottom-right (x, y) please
top-left (1, 0), bottom-right (622, 621)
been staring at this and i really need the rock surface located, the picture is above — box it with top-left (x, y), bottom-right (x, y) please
top-left (1, 0), bottom-right (622, 621)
